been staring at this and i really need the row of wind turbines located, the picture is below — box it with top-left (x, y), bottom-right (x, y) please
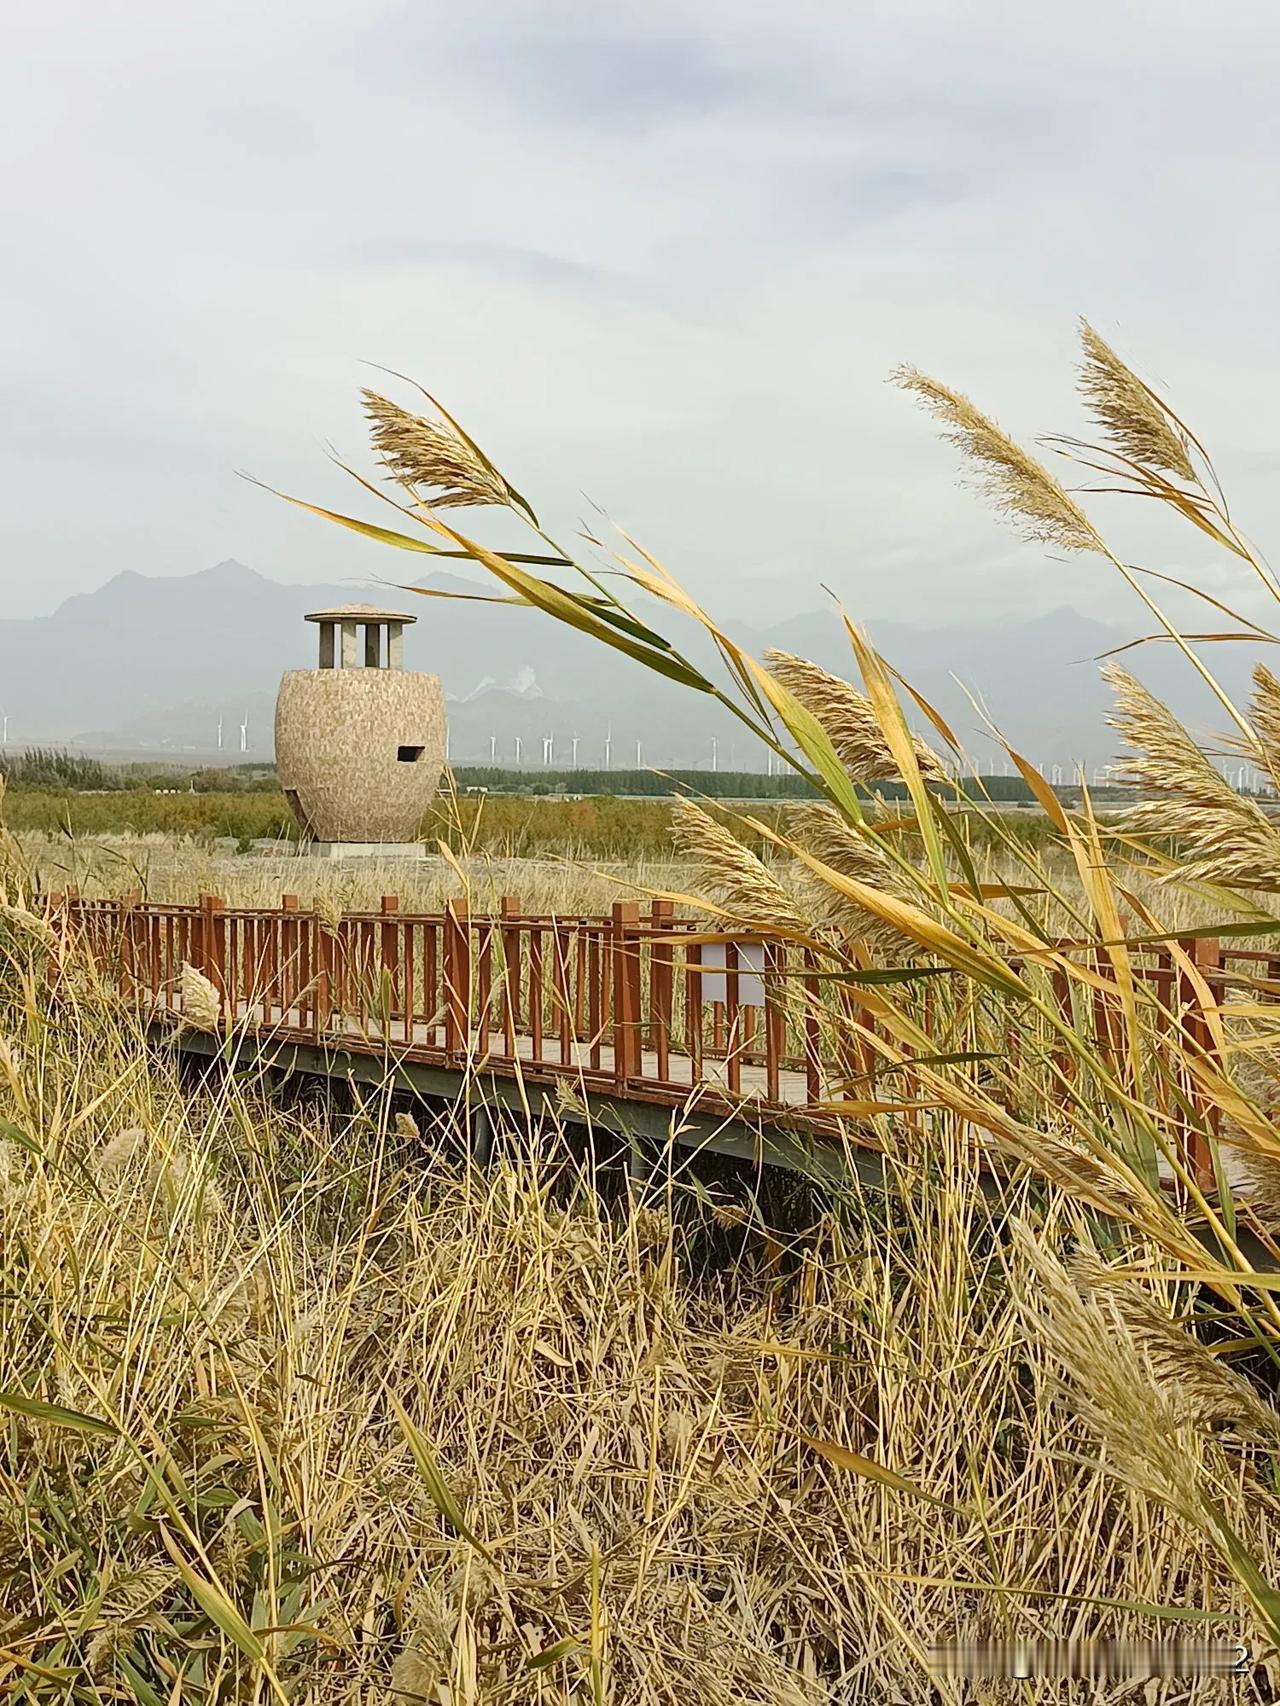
top-left (482, 732), bottom-right (794, 773)
top-left (215, 714), bottom-right (251, 754)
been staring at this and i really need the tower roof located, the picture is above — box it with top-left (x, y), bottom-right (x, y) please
top-left (304, 603), bottom-right (417, 624)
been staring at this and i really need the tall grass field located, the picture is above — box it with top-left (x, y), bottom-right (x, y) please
top-left (8, 320), bottom-right (1280, 1700)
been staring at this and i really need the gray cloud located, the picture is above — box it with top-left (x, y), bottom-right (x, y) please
top-left (3, 0), bottom-right (1280, 656)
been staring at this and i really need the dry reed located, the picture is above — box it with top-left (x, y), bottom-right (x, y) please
top-left (763, 651), bottom-right (943, 781)
top-left (1105, 662), bottom-right (1280, 887)
top-left (890, 366), bottom-right (1101, 553)
top-left (1077, 319), bottom-right (1196, 482)
top-left (669, 796), bottom-right (807, 933)
top-left (362, 389), bottom-right (511, 509)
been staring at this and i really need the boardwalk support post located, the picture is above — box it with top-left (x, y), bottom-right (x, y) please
top-left (471, 1101), bottom-right (493, 1167)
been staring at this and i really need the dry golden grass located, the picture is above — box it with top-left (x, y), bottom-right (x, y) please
top-left (15, 317), bottom-right (1280, 1696)
top-left (3, 931), bottom-right (1277, 1701)
top-left (17, 831), bottom-right (698, 917)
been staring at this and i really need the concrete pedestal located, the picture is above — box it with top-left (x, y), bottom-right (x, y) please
top-left (308, 842), bottom-right (427, 860)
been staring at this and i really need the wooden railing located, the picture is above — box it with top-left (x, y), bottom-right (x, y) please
top-left (52, 890), bottom-right (831, 1116)
top-left (47, 891), bottom-right (1280, 1175)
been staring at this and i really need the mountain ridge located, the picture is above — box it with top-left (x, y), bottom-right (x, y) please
top-left (0, 559), bottom-right (1252, 770)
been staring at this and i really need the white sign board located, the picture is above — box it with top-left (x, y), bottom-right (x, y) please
top-left (700, 940), bottom-right (766, 1008)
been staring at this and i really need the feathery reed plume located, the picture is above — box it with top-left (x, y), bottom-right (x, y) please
top-left (1249, 664), bottom-right (1280, 787)
top-left (179, 962), bottom-right (222, 1033)
top-left (891, 367), bottom-right (1101, 554)
top-left (1012, 1224), bottom-right (1205, 1519)
top-left (394, 1111), bottom-right (420, 1141)
top-left (86, 1566), bottom-right (177, 1676)
top-left (313, 890), bottom-right (344, 936)
top-left (0, 898), bottom-right (57, 953)
top-left (1077, 320), bottom-right (1196, 481)
top-left (785, 804), bottom-right (915, 951)
top-left (670, 797), bottom-right (805, 933)
top-left (95, 1126), bottom-right (147, 1181)
top-left (1068, 1245), bottom-right (1278, 1441)
top-left (389, 1643), bottom-right (440, 1703)
top-left (982, 1122), bottom-right (1147, 1221)
top-left (362, 390), bottom-right (511, 509)
top-left (1104, 663), bottom-right (1280, 887)
top-left (764, 651), bottom-right (944, 781)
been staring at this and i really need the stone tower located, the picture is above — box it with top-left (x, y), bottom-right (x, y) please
top-left (275, 604), bottom-right (446, 856)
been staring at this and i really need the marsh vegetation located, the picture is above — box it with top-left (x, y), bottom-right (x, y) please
top-left (9, 320), bottom-right (1280, 1700)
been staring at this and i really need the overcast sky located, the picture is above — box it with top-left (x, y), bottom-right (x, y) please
top-left (4, 0), bottom-right (1280, 632)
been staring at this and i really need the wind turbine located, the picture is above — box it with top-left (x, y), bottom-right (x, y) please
top-left (711, 736), bottom-right (718, 773)
top-left (543, 734), bottom-right (553, 765)
top-left (514, 735), bottom-right (522, 765)
top-left (239, 711), bottom-right (248, 754)
top-left (571, 736), bottom-right (579, 767)
top-left (489, 733), bottom-right (497, 763)
top-left (636, 738), bottom-right (643, 768)
top-left (0, 710), bottom-right (8, 746)
top-left (604, 726), bottom-right (612, 770)
top-left (216, 716), bottom-right (223, 752)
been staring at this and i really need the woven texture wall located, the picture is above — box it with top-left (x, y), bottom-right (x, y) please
top-left (275, 668), bottom-right (446, 843)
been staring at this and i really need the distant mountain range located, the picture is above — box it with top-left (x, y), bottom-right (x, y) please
top-left (0, 559), bottom-right (1257, 772)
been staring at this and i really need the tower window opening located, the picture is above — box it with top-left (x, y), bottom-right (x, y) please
top-left (398, 744), bottom-right (425, 763)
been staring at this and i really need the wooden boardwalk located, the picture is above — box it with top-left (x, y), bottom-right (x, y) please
top-left (50, 889), bottom-right (1280, 1199)
top-left (57, 891), bottom-right (856, 1175)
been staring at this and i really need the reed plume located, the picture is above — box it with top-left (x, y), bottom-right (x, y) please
top-left (1077, 320), bottom-right (1196, 481)
top-left (313, 890), bottom-right (343, 936)
top-left (1248, 664), bottom-right (1280, 787)
top-left (891, 367), bottom-right (1101, 554)
top-left (983, 1121), bottom-right (1147, 1221)
top-left (1105, 663), bottom-right (1280, 887)
top-left (764, 651), bottom-right (944, 781)
top-left (179, 962), bottom-right (222, 1032)
top-left (0, 898), bottom-right (57, 953)
top-left (1013, 1224), bottom-right (1205, 1520)
top-left (362, 390), bottom-right (511, 509)
top-left (785, 804), bottom-right (915, 951)
top-left (1226, 1144), bottom-right (1280, 1230)
top-left (94, 1126), bottom-right (147, 1180)
top-left (1068, 1245), bottom-right (1278, 1442)
top-left (669, 797), bottom-right (805, 933)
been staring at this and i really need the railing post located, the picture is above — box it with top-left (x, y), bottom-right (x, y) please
top-left (44, 891), bottom-right (66, 994)
top-left (443, 899), bottom-right (471, 1058)
top-left (611, 901), bottom-right (642, 1086)
top-left (198, 894), bottom-right (226, 1005)
top-left (119, 888), bottom-right (142, 998)
top-left (764, 942), bottom-right (784, 1104)
top-left (648, 900), bottom-right (674, 1068)
top-left (281, 893), bottom-right (298, 1020)
top-left (381, 896), bottom-right (400, 1036)
top-left (313, 902), bottom-right (332, 1036)
top-left (803, 946), bottom-right (821, 1104)
top-left (500, 896), bottom-right (522, 1056)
